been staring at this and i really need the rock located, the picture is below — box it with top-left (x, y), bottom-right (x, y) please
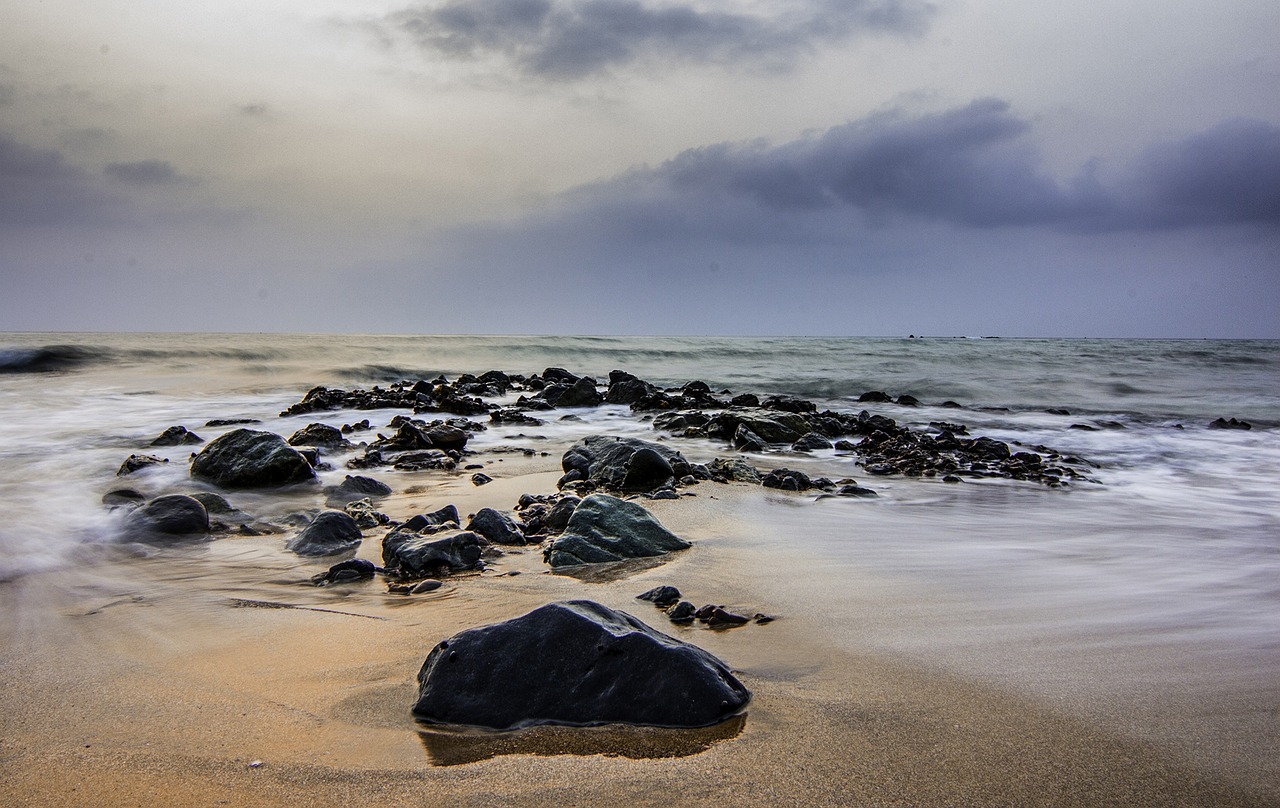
top-left (466, 508), bottom-right (527, 545)
top-left (858, 391), bottom-right (893, 403)
top-left (383, 530), bottom-right (488, 577)
top-left (710, 410), bottom-right (811, 445)
top-left (733, 425), bottom-right (767, 452)
top-left (324, 474), bottom-right (392, 505)
top-left (543, 494), bottom-right (691, 568)
top-left (729, 393), bottom-right (759, 407)
top-left (411, 579), bottom-right (444, 594)
top-left (666, 601), bottom-right (697, 623)
top-left (205, 418), bottom-right (260, 427)
top-left (150, 425), bottom-right (203, 446)
top-left (834, 484), bottom-right (878, 498)
top-left (792, 432), bottom-right (833, 451)
top-left (471, 472), bottom-right (493, 486)
top-left (896, 394), bottom-right (920, 407)
top-left (412, 600), bottom-right (751, 729)
top-left (188, 491), bottom-right (235, 514)
top-left (707, 457), bottom-right (762, 483)
top-left (559, 436), bottom-right (690, 493)
top-left (190, 429), bottom-right (316, 489)
top-left (702, 607), bottom-right (750, 628)
top-left (1209, 417), bottom-right (1252, 430)
top-left (345, 497), bottom-right (390, 528)
top-left (548, 377), bottom-right (603, 408)
top-left (102, 488), bottom-right (146, 508)
top-left (424, 424), bottom-right (469, 451)
top-left (637, 585), bottom-right (682, 608)
top-left (285, 511), bottom-right (363, 556)
top-left (761, 468), bottom-right (814, 491)
top-left (118, 454), bottom-right (168, 476)
top-left (403, 505), bottom-right (461, 533)
top-left (288, 423), bottom-right (350, 449)
top-left (123, 495), bottom-right (210, 540)
top-left (311, 558), bottom-right (379, 586)
top-left (605, 372), bottom-right (658, 405)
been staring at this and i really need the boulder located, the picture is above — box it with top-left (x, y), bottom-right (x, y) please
top-left (543, 494), bottom-right (690, 568)
top-left (403, 505), bottom-right (460, 533)
top-left (465, 508), bottom-right (527, 545)
top-left (412, 600), bottom-right (751, 729)
top-left (383, 530), bottom-right (488, 577)
top-left (637, 585), bottom-right (682, 607)
top-left (286, 511), bottom-right (363, 556)
top-left (707, 457), bottom-right (762, 483)
top-left (288, 423), bottom-right (350, 449)
top-left (150, 425), bottom-right (203, 446)
top-left (792, 432), bottom-right (833, 451)
top-left (547, 376), bottom-right (603, 408)
top-left (324, 474), bottom-right (392, 505)
top-left (190, 429), bottom-right (316, 489)
top-left (123, 495), bottom-right (209, 540)
top-left (118, 454), bottom-right (168, 476)
top-left (559, 435), bottom-right (690, 493)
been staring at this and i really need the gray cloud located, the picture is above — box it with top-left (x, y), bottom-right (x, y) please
top-left (1127, 118), bottom-right (1280, 228)
top-left (0, 132), bottom-right (123, 226)
top-left (385, 0), bottom-right (934, 79)
top-left (104, 159), bottom-right (187, 186)
top-left (559, 99), bottom-right (1279, 236)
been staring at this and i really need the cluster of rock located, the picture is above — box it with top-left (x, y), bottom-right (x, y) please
top-left (636, 585), bottom-right (774, 629)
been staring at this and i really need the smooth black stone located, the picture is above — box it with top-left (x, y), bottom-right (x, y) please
top-left (383, 530), bottom-right (487, 577)
top-left (637, 585), bottom-right (682, 608)
top-left (118, 454), bottom-right (168, 476)
top-left (288, 423), bottom-right (350, 449)
top-left (543, 494), bottom-right (690, 568)
top-left (150, 425), bottom-right (203, 446)
top-left (412, 600), bottom-right (750, 729)
top-left (466, 508), bottom-right (526, 545)
top-left (286, 511), bottom-right (363, 556)
top-left (190, 429), bottom-right (316, 489)
top-left (403, 505), bottom-right (461, 533)
top-left (123, 495), bottom-right (210, 540)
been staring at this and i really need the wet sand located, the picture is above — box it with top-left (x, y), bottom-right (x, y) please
top-left (2, 471), bottom-right (1277, 807)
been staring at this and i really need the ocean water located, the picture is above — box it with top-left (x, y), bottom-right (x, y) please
top-left (1, 333), bottom-right (1278, 775)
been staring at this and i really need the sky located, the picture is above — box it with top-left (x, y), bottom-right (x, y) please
top-left (2, 0), bottom-right (1278, 336)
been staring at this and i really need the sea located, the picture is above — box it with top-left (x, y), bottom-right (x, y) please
top-left (2, 332), bottom-right (1278, 778)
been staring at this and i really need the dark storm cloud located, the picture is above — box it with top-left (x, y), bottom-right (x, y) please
top-left (1127, 118), bottom-right (1280, 228)
top-left (0, 132), bottom-right (123, 226)
top-left (104, 159), bottom-right (186, 186)
top-left (562, 99), bottom-right (1280, 236)
top-left (385, 0), bottom-right (934, 79)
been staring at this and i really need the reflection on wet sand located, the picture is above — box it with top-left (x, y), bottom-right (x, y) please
top-left (418, 713), bottom-right (748, 766)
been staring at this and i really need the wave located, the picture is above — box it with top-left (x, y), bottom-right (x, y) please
top-left (0, 345), bottom-right (108, 374)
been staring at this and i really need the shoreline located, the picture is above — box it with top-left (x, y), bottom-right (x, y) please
top-left (2, 478), bottom-right (1276, 807)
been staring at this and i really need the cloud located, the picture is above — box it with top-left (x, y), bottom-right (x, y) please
top-left (549, 99), bottom-right (1280, 237)
top-left (0, 132), bottom-right (124, 226)
top-left (1126, 118), bottom-right (1280, 228)
top-left (104, 159), bottom-right (189, 186)
top-left (383, 0), bottom-right (935, 79)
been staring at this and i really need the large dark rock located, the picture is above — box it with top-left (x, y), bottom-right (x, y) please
top-left (118, 454), bottom-right (168, 476)
top-left (150, 425), bottom-right (203, 446)
top-left (190, 429), bottom-right (316, 489)
top-left (288, 423), bottom-right (351, 449)
top-left (559, 435), bottom-right (690, 493)
top-left (324, 474), bottom-right (393, 505)
top-left (412, 600), bottom-right (750, 729)
top-left (383, 529), bottom-right (487, 577)
top-left (465, 508), bottom-right (527, 545)
top-left (546, 376), bottom-right (603, 408)
top-left (286, 511), bottom-right (363, 556)
top-left (123, 495), bottom-right (210, 540)
top-left (543, 494), bottom-right (690, 568)
top-left (403, 505), bottom-right (461, 532)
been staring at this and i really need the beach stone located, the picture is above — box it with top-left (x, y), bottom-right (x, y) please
top-left (471, 472), bottom-right (493, 486)
top-left (858, 391), bottom-right (893, 403)
top-left (466, 508), bottom-right (527, 545)
top-left (792, 432), bottom-right (833, 452)
top-left (325, 474), bottom-right (392, 505)
top-left (1209, 417), bottom-right (1252, 430)
top-left (102, 488), bottom-right (146, 508)
top-left (710, 410), bottom-right (810, 444)
top-left (150, 425), bottom-right (203, 446)
top-left (288, 423), bottom-right (350, 449)
top-left (707, 457), bottom-right (762, 483)
top-left (286, 511), bottom-right (362, 556)
top-left (546, 376), bottom-right (603, 408)
top-left (834, 484), bottom-right (878, 498)
top-left (667, 601), bottom-right (697, 623)
top-left (403, 505), bottom-right (461, 533)
top-left (188, 491), bottom-right (235, 514)
top-left (311, 558), bottom-right (378, 586)
top-left (761, 468), bottom-right (814, 491)
top-left (118, 454), bottom-right (168, 476)
top-left (605, 372), bottom-right (658, 405)
top-left (543, 494), bottom-right (690, 568)
top-left (412, 600), bottom-right (751, 729)
top-left (123, 495), bottom-right (209, 540)
top-left (637, 585), bottom-right (682, 608)
top-left (383, 530), bottom-right (488, 577)
top-left (559, 435), bottom-right (690, 493)
top-left (345, 497), bottom-right (390, 528)
top-left (190, 429), bottom-right (316, 489)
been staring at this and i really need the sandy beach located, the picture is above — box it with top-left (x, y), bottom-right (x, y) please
top-left (3, 463), bottom-right (1276, 808)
